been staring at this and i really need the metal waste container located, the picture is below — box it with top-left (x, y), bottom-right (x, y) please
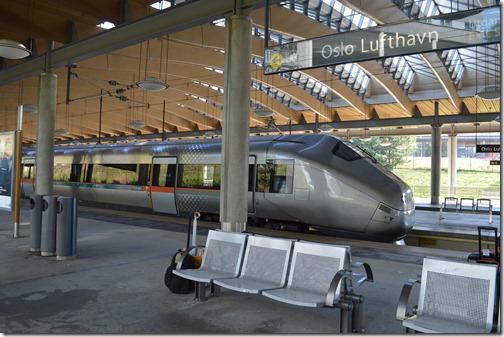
top-left (29, 193), bottom-right (44, 252)
top-left (41, 195), bottom-right (58, 257)
top-left (56, 196), bottom-right (78, 260)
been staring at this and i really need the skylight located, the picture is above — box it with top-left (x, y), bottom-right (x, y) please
top-left (150, 1), bottom-right (172, 10)
top-left (97, 21), bottom-right (115, 29)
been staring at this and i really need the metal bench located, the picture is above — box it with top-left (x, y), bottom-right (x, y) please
top-left (213, 235), bottom-right (295, 293)
top-left (262, 241), bottom-right (373, 333)
top-left (173, 229), bottom-right (249, 301)
top-left (439, 197), bottom-right (494, 224)
top-left (396, 256), bottom-right (499, 333)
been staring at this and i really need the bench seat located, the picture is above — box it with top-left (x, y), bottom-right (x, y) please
top-left (214, 235), bottom-right (295, 294)
top-left (403, 315), bottom-right (490, 334)
top-left (262, 286), bottom-right (332, 307)
top-left (396, 257), bottom-right (498, 333)
top-left (173, 229), bottom-right (249, 300)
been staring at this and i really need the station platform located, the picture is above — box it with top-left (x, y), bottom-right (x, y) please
top-left (0, 201), bottom-right (500, 334)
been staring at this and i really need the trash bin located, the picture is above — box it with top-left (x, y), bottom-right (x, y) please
top-left (29, 193), bottom-right (44, 252)
top-left (41, 195), bottom-right (58, 257)
top-left (56, 196), bottom-right (78, 260)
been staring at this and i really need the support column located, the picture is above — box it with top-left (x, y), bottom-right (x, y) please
top-left (35, 73), bottom-right (57, 195)
top-left (447, 133), bottom-right (457, 197)
top-left (219, 14), bottom-right (252, 233)
top-left (430, 124), bottom-right (442, 205)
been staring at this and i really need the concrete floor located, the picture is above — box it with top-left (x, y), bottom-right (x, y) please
top-left (0, 202), bottom-right (497, 334)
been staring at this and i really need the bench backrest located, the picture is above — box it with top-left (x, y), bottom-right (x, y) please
top-left (286, 241), bottom-right (348, 295)
top-left (201, 230), bottom-right (249, 276)
top-left (239, 235), bottom-right (295, 286)
top-left (418, 257), bottom-right (498, 332)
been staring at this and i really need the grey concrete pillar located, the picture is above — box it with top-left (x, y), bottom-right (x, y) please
top-left (219, 14), bottom-right (252, 233)
top-left (447, 134), bottom-right (457, 197)
top-left (35, 73), bottom-right (57, 196)
top-left (430, 124), bottom-right (441, 205)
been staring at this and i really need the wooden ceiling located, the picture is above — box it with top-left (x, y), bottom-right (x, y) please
top-left (0, 0), bottom-right (500, 144)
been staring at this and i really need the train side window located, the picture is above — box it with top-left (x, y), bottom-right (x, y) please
top-left (153, 164), bottom-right (176, 187)
top-left (248, 164), bottom-right (255, 192)
top-left (54, 163), bottom-right (71, 181)
top-left (87, 163), bottom-right (138, 185)
top-left (84, 164), bottom-right (93, 183)
top-left (332, 141), bottom-right (363, 161)
top-left (138, 164), bottom-right (149, 186)
top-left (70, 164), bottom-right (82, 182)
top-left (177, 164), bottom-right (221, 189)
top-left (257, 159), bottom-right (294, 194)
top-left (23, 164), bottom-right (34, 179)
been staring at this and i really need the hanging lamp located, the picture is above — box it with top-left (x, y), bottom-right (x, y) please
top-left (0, 39), bottom-right (31, 59)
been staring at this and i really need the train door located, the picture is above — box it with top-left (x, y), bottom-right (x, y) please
top-left (21, 157), bottom-right (35, 197)
top-left (150, 156), bottom-right (178, 215)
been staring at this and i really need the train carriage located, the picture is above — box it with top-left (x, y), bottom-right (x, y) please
top-left (21, 134), bottom-right (415, 242)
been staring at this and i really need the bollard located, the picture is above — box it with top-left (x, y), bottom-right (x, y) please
top-left (56, 196), bottom-right (78, 260)
top-left (41, 195), bottom-right (58, 257)
top-left (29, 194), bottom-right (44, 252)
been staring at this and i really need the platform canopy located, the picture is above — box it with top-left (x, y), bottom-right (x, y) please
top-left (0, 0), bottom-right (500, 145)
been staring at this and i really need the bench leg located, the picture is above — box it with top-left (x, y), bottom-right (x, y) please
top-left (343, 292), bottom-right (365, 332)
top-left (338, 300), bottom-right (353, 333)
top-left (211, 283), bottom-right (221, 297)
top-left (195, 282), bottom-right (207, 302)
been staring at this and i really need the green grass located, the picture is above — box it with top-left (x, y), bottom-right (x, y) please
top-left (392, 168), bottom-right (501, 200)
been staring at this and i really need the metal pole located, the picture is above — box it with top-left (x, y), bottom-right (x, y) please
top-left (162, 100), bottom-right (166, 141)
top-left (13, 105), bottom-right (23, 238)
top-left (98, 89), bottom-right (103, 144)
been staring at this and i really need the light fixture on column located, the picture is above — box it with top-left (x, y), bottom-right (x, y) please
top-left (0, 39), bottom-right (31, 59)
top-left (22, 104), bottom-right (38, 113)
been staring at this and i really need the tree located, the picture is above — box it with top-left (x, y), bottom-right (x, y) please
top-left (352, 135), bottom-right (417, 170)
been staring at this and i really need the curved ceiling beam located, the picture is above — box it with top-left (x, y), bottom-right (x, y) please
top-left (250, 6), bottom-right (377, 116)
top-left (343, 0), bottom-right (461, 113)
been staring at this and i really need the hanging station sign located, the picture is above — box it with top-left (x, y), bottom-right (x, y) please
top-left (264, 6), bottom-right (500, 74)
top-left (476, 144), bottom-right (501, 153)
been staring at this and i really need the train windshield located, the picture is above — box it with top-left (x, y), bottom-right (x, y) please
top-left (332, 141), bottom-right (374, 162)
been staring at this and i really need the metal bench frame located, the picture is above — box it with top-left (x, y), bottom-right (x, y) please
top-left (175, 232), bottom-right (373, 333)
top-left (396, 256), bottom-right (498, 333)
top-left (261, 241), bottom-right (373, 333)
top-left (439, 197), bottom-right (494, 224)
top-left (173, 229), bottom-right (249, 301)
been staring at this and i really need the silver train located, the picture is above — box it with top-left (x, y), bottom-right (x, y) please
top-left (21, 134), bottom-right (415, 242)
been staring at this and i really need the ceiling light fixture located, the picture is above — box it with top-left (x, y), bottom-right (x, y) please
top-left (254, 106), bottom-right (273, 117)
top-left (0, 39), bottom-right (31, 59)
top-left (55, 128), bottom-right (68, 135)
top-left (379, 138), bottom-right (391, 147)
top-left (137, 77), bottom-right (168, 91)
top-left (318, 124), bottom-right (334, 132)
top-left (128, 119), bottom-right (146, 128)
